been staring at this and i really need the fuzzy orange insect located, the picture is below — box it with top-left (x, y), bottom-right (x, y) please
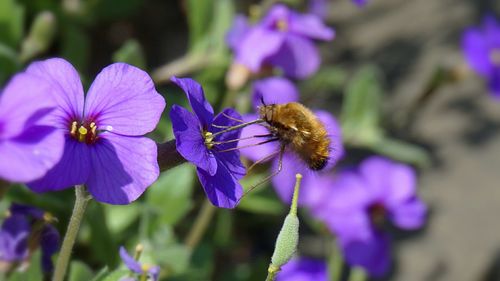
top-left (258, 102), bottom-right (331, 170)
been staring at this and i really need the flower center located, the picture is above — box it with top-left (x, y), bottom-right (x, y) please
top-left (203, 131), bottom-right (215, 149)
top-left (368, 202), bottom-right (386, 226)
top-left (69, 121), bottom-right (98, 144)
top-left (276, 19), bottom-right (288, 32)
top-left (490, 49), bottom-right (500, 66)
top-left (141, 263), bottom-right (151, 272)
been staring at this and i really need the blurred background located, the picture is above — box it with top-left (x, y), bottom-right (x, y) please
top-left (2, 0), bottom-right (500, 280)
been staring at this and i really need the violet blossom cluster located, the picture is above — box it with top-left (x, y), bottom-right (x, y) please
top-left (0, 204), bottom-right (60, 273)
top-left (227, 4), bottom-right (334, 81)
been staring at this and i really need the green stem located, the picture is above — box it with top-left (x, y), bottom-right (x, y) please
top-left (184, 200), bottom-right (216, 250)
top-left (329, 239), bottom-right (343, 281)
top-left (52, 186), bottom-right (90, 281)
top-left (265, 264), bottom-right (280, 281)
top-left (151, 53), bottom-right (217, 84)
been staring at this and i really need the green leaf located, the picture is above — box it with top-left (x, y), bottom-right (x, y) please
top-left (300, 66), bottom-right (348, 95)
top-left (208, 0), bottom-right (234, 51)
top-left (90, 267), bottom-right (110, 281)
top-left (341, 66), bottom-right (384, 145)
top-left (237, 194), bottom-right (285, 215)
top-left (186, 0), bottom-right (213, 49)
top-left (147, 165), bottom-right (195, 226)
top-left (69, 261), bottom-right (94, 281)
top-left (60, 24), bottom-right (90, 73)
top-left (86, 202), bottom-right (118, 267)
top-left (0, 0), bottom-right (24, 48)
top-left (112, 39), bottom-right (146, 69)
top-left (100, 270), bottom-right (130, 281)
top-left (8, 250), bottom-right (43, 281)
top-left (372, 137), bottom-right (431, 168)
top-left (104, 203), bottom-right (141, 235)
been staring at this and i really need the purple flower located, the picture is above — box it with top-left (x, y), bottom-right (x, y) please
top-left (277, 257), bottom-right (328, 281)
top-left (462, 15), bottom-right (500, 98)
top-left (119, 246), bottom-right (159, 281)
top-left (0, 71), bottom-right (64, 183)
top-left (313, 156), bottom-right (426, 276)
top-left (26, 58), bottom-right (165, 205)
top-left (228, 4), bottom-right (334, 79)
top-left (0, 204), bottom-right (60, 273)
top-left (339, 230), bottom-right (391, 277)
top-left (308, 0), bottom-right (329, 20)
top-left (352, 0), bottom-right (369, 7)
top-left (170, 77), bottom-right (246, 208)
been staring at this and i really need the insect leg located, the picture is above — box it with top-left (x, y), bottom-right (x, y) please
top-left (240, 143), bottom-right (286, 198)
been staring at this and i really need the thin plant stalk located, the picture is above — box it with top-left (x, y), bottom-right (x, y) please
top-left (184, 199), bottom-right (216, 250)
top-left (52, 185), bottom-right (91, 281)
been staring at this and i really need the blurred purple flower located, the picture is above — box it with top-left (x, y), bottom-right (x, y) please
top-left (352, 0), bottom-right (369, 7)
top-left (119, 246), bottom-right (159, 281)
top-left (0, 72), bottom-right (64, 183)
top-left (308, 0), bottom-right (329, 20)
top-left (462, 15), bottom-right (500, 98)
top-left (170, 77), bottom-right (246, 208)
top-left (0, 204), bottom-right (60, 273)
top-left (339, 230), bottom-right (391, 277)
top-left (276, 257), bottom-right (328, 281)
top-left (27, 58), bottom-right (165, 205)
top-left (227, 4), bottom-right (334, 79)
top-left (313, 156), bottom-right (426, 276)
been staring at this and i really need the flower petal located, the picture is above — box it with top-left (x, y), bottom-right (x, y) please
top-left (0, 214), bottom-right (30, 261)
top-left (277, 258), bottom-right (328, 281)
top-left (171, 77), bottom-right (213, 127)
top-left (40, 225), bottom-right (60, 273)
top-left (359, 156), bottom-right (417, 207)
top-left (211, 108), bottom-right (246, 180)
top-left (251, 77), bottom-right (299, 110)
top-left (196, 159), bottom-right (244, 209)
top-left (289, 12), bottom-right (335, 41)
top-left (170, 105), bottom-right (217, 175)
top-left (268, 34), bottom-right (320, 79)
top-left (28, 138), bottom-right (91, 192)
top-left (391, 198), bottom-right (427, 230)
top-left (86, 134), bottom-right (159, 204)
top-left (271, 152), bottom-right (308, 204)
top-left (0, 124), bottom-right (64, 183)
top-left (462, 27), bottom-right (492, 77)
top-left (0, 73), bottom-right (59, 138)
top-left (26, 58), bottom-right (85, 126)
top-left (119, 246), bottom-right (142, 273)
top-left (235, 27), bottom-right (285, 72)
top-left (226, 15), bottom-right (251, 51)
top-left (84, 63), bottom-right (165, 136)
top-left (340, 231), bottom-right (391, 277)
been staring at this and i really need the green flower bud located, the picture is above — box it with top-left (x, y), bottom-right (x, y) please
top-left (266, 174), bottom-right (302, 281)
top-left (20, 11), bottom-right (56, 62)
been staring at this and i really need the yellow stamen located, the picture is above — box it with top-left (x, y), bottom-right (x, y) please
top-left (90, 122), bottom-right (97, 135)
top-left (70, 121), bottom-right (78, 135)
top-left (276, 19), bottom-right (288, 32)
top-left (204, 131), bottom-right (214, 149)
top-left (78, 126), bottom-right (88, 142)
